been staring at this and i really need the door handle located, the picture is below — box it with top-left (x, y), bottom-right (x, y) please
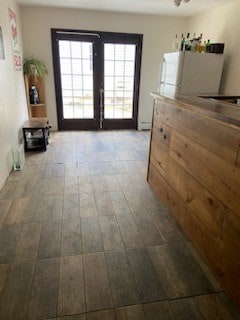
top-left (99, 88), bottom-right (104, 129)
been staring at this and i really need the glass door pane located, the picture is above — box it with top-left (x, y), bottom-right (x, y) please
top-left (104, 43), bottom-right (136, 119)
top-left (59, 40), bottom-right (94, 119)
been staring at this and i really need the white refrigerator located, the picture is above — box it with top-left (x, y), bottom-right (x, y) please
top-left (159, 51), bottom-right (224, 97)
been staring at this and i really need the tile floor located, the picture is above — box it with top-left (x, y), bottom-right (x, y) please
top-left (0, 130), bottom-right (239, 320)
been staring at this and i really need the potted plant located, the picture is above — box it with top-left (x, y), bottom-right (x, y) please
top-left (23, 56), bottom-right (48, 105)
top-left (23, 56), bottom-right (48, 80)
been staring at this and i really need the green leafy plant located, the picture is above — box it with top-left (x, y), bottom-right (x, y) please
top-left (23, 56), bottom-right (48, 79)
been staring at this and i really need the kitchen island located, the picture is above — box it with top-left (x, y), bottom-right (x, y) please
top-left (147, 92), bottom-right (240, 307)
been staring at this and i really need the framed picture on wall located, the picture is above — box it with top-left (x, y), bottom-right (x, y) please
top-left (0, 27), bottom-right (5, 60)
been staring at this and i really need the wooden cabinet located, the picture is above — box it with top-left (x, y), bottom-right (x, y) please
top-left (148, 92), bottom-right (240, 307)
top-left (24, 75), bottom-right (47, 118)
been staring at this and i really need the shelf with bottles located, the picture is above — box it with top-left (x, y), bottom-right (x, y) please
top-left (172, 33), bottom-right (224, 54)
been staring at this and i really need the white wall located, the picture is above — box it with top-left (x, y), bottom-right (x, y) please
top-left (0, 0), bottom-right (28, 189)
top-left (20, 6), bottom-right (187, 130)
top-left (187, 0), bottom-right (240, 94)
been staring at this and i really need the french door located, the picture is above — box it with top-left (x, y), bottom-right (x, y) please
top-left (51, 29), bottom-right (143, 130)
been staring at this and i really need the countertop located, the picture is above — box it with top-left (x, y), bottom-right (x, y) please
top-left (150, 92), bottom-right (240, 128)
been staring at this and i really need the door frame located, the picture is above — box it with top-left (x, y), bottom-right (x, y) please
top-left (51, 28), bottom-right (143, 130)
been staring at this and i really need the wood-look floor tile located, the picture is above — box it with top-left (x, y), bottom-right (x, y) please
top-left (105, 249), bottom-right (139, 307)
top-left (0, 199), bottom-right (12, 228)
top-left (147, 245), bottom-right (190, 299)
top-left (168, 242), bottom-right (214, 296)
top-left (0, 264), bottom-right (10, 298)
top-left (170, 297), bottom-right (204, 320)
top-left (88, 162), bottom-right (109, 176)
top-left (24, 196), bottom-right (45, 222)
top-left (15, 179), bottom-right (36, 198)
top-left (3, 198), bottom-right (29, 225)
top-left (92, 176), bottom-right (107, 192)
top-left (57, 315), bottom-right (86, 320)
top-left (143, 301), bottom-right (176, 320)
top-left (37, 164), bottom-right (53, 179)
top-left (117, 152), bottom-right (132, 161)
top-left (81, 217), bottom-right (103, 254)
top-left (150, 212), bottom-right (184, 244)
top-left (31, 178), bottom-right (49, 197)
top-left (135, 189), bottom-right (163, 212)
top-left (41, 151), bottom-right (54, 164)
top-left (79, 193), bottom-right (98, 217)
top-left (63, 194), bottom-right (80, 219)
top-left (47, 178), bottom-right (64, 195)
top-left (100, 216), bottom-right (124, 251)
top-left (25, 153), bottom-right (43, 165)
top-left (0, 261), bottom-right (35, 320)
top-left (0, 224), bottom-right (22, 263)
top-left (38, 221), bottom-right (61, 259)
top-left (43, 195), bottom-right (63, 220)
top-left (115, 305), bottom-right (146, 320)
top-left (77, 163), bottom-right (90, 176)
top-left (111, 162), bottom-right (126, 174)
top-left (83, 252), bottom-right (114, 312)
top-left (22, 165), bottom-right (39, 179)
top-left (87, 153), bottom-right (100, 163)
top-left (28, 258), bottom-right (59, 320)
top-left (66, 152), bottom-right (77, 163)
top-left (7, 169), bottom-right (25, 181)
top-left (61, 220), bottom-right (82, 256)
top-left (58, 255), bottom-right (85, 316)
top-left (0, 180), bottom-right (19, 199)
top-left (194, 294), bottom-right (235, 320)
top-left (104, 176), bottom-right (122, 192)
top-left (95, 192), bottom-right (114, 216)
top-left (128, 173), bottom-right (150, 191)
top-left (53, 153), bottom-right (66, 164)
top-left (14, 223), bottom-right (42, 262)
top-left (186, 242), bottom-right (222, 292)
top-left (122, 161), bottom-right (143, 173)
top-left (123, 190), bottom-right (147, 213)
top-left (127, 248), bottom-right (166, 303)
top-left (87, 309), bottom-right (116, 320)
top-left (117, 217), bottom-right (144, 248)
top-left (52, 164), bottom-right (65, 178)
top-left (65, 163), bottom-right (77, 177)
top-left (109, 191), bottom-right (130, 215)
top-left (132, 212), bottom-right (164, 246)
top-left (116, 174), bottom-right (135, 191)
top-left (64, 177), bottom-right (78, 194)
top-left (78, 176), bottom-right (94, 193)
top-left (76, 154), bottom-right (88, 164)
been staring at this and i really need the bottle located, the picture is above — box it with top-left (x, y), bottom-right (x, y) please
top-left (180, 34), bottom-right (185, 51)
top-left (29, 86), bottom-right (39, 104)
top-left (172, 33), bottom-right (180, 51)
top-left (185, 32), bottom-right (191, 51)
top-left (205, 39), bottom-right (211, 53)
top-left (196, 33), bottom-right (203, 52)
top-left (190, 32), bottom-right (197, 52)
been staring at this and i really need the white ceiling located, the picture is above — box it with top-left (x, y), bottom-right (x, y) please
top-left (16, 0), bottom-right (235, 17)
